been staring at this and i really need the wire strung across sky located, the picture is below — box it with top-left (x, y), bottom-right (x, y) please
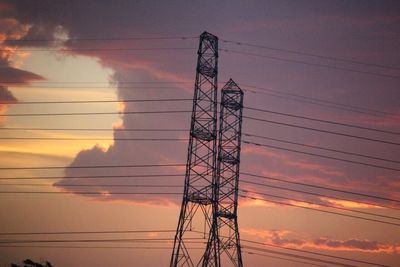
top-left (244, 116), bottom-right (400, 146)
top-left (240, 83), bottom-right (394, 117)
top-left (244, 107), bottom-right (400, 135)
top-left (2, 176), bottom-right (398, 215)
top-left (241, 242), bottom-right (387, 267)
top-left (1, 80), bottom-right (396, 119)
top-left (0, 137), bottom-right (187, 141)
top-left (239, 179), bottom-right (400, 211)
top-left (2, 176), bottom-right (398, 209)
top-left (0, 96), bottom-right (395, 135)
top-left (6, 34), bottom-right (397, 71)
top-left (222, 49), bottom-right (400, 80)
top-left (242, 250), bottom-right (328, 267)
top-left (0, 163), bottom-right (185, 170)
top-left (1, 171), bottom-right (399, 209)
top-left (0, 136), bottom-right (397, 171)
top-left (0, 47), bottom-right (196, 52)
top-left (4, 35), bottom-right (199, 42)
top-left (240, 172), bottom-right (400, 205)
top-left (1, 105), bottom-right (398, 146)
top-left (3, 35), bottom-right (399, 80)
top-left (0, 110), bottom-right (191, 117)
top-left (2, 36), bottom-right (398, 267)
top-left (0, 174), bottom-right (183, 180)
top-left (0, 98), bottom-right (193, 105)
top-left (244, 133), bottom-right (400, 164)
top-left (2, 182), bottom-right (399, 222)
top-left (239, 194), bottom-right (400, 227)
top-left (0, 242), bottom-right (369, 267)
top-left (243, 140), bottom-right (400, 172)
top-left (240, 189), bottom-right (400, 224)
top-left (1, 184), bottom-right (398, 226)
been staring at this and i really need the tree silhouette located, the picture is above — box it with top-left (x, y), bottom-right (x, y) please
top-left (11, 259), bottom-right (53, 267)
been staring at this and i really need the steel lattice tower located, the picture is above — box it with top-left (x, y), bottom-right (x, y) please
top-left (170, 31), bottom-right (219, 267)
top-left (202, 79), bottom-right (244, 267)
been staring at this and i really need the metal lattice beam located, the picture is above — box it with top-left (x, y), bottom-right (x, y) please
top-left (202, 79), bottom-right (244, 267)
top-left (170, 31), bottom-right (219, 267)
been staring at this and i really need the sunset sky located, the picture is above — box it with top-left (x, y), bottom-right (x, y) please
top-left (0, 1), bottom-right (399, 266)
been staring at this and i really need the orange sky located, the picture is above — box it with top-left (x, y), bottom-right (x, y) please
top-left (0, 1), bottom-right (399, 267)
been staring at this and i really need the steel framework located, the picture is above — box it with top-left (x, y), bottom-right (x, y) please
top-left (170, 31), bottom-right (219, 267)
top-left (202, 79), bottom-right (244, 267)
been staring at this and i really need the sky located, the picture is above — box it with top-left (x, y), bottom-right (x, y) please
top-left (0, 0), bottom-right (399, 266)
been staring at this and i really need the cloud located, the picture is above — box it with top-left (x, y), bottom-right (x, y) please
top-left (0, 85), bottom-right (16, 102)
top-left (0, 0), bottom-right (196, 205)
top-left (0, 65), bottom-right (44, 85)
top-left (243, 228), bottom-right (400, 254)
top-left (352, 110), bottom-right (400, 128)
top-left (3, 0), bottom-right (399, 210)
top-left (0, 85), bottom-right (16, 125)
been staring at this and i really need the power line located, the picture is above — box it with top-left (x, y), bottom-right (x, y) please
top-left (5, 79), bottom-right (394, 118)
top-left (5, 181), bottom-right (398, 221)
top-left (239, 194), bottom-right (400, 227)
top-left (244, 133), bottom-right (400, 164)
top-left (0, 110), bottom-right (190, 117)
top-left (0, 81), bottom-right (192, 85)
top-left (0, 237), bottom-right (201, 244)
top-left (0, 138), bottom-right (187, 141)
top-left (7, 33), bottom-right (397, 72)
top-left (243, 250), bottom-right (327, 267)
top-left (1, 184), bottom-right (182, 188)
top-left (240, 178), bottom-right (400, 211)
top-left (243, 87), bottom-right (385, 118)
top-left (0, 245), bottom-right (204, 250)
top-left (243, 246), bottom-right (355, 267)
top-left (0, 229), bottom-right (176, 236)
top-left (4, 35), bottom-right (198, 42)
top-left (242, 243), bottom-right (385, 267)
top-left (221, 39), bottom-right (400, 71)
top-left (243, 140), bottom-right (400, 171)
top-left (0, 163), bottom-right (185, 170)
top-left (242, 239), bottom-right (388, 267)
top-left (240, 186), bottom-right (400, 221)
top-left (222, 49), bottom-right (400, 80)
top-left (240, 172), bottom-right (400, 205)
top-left (241, 83), bottom-right (394, 117)
top-left (0, 191), bottom-right (182, 195)
top-left (2, 96), bottom-right (395, 137)
top-left (0, 128), bottom-right (187, 132)
top-left (244, 116), bottom-right (400, 146)
top-left (245, 107), bottom-right (400, 135)
top-left (1, 172), bottom-right (396, 211)
top-left (0, 47), bottom-right (196, 53)
top-left (0, 98), bottom-right (192, 105)
top-left (6, 82), bottom-right (396, 119)
top-left (0, 174), bottom-right (183, 180)
top-left (7, 86), bottom-right (185, 89)
top-left (4, 189), bottom-right (398, 226)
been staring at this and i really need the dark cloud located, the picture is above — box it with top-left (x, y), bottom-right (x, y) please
top-left (0, 85), bottom-right (16, 102)
top-left (0, 85), bottom-right (16, 126)
top-left (2, 0), bottom-right (399, 206)
top-left (314, 237), bottom-right (382, 251)
top-left (0, 65), bottom-right (44, 85)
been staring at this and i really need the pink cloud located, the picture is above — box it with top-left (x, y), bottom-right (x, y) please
top-left (243, 228), bottom-right (400, 254)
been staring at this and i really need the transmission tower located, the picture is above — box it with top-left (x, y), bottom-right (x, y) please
top-left (170, 31), bottom-right (219, 267)
top-left (202, 79), bottom-right (244, 267)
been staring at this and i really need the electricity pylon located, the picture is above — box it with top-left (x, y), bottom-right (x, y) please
top-left (170, 31), bottom-right (219, 267)
top-left (202, 79), bottom-right (244, 267)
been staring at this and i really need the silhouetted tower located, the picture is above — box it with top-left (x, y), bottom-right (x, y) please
top-left (170, 32), bottom-right (219, 267)
top-left (202, 79), bottom-right (244, 267)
